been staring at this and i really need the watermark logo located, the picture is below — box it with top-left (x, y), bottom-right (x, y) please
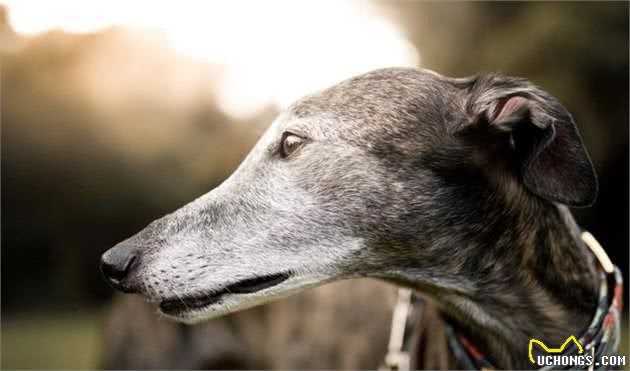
top-left (528, 336), bottom-right (583, 365)
top-left (528, 336), bottom-right (626, 368)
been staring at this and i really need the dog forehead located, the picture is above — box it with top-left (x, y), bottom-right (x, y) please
top-left (292, 68), bottom-right (442, 115)
top-left (281, 68), bottom-right (453, 143)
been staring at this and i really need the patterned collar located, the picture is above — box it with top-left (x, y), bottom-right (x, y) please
top-left (447, 231), bottom-right (623, 370)
top-left (381, 231), bottom-right (623, 371)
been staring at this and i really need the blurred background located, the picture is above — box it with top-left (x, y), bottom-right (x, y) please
top-left (1, 1), bottom-right (628, 369)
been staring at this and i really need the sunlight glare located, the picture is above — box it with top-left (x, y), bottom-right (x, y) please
top-left (2, 0), bottom-right (420, 119)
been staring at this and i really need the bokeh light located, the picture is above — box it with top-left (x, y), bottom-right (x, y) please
top-left (2, 0), bottom-right (420, 119)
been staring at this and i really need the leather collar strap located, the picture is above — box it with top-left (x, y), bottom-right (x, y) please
top-left (447, 231), bottom-right (623, 370)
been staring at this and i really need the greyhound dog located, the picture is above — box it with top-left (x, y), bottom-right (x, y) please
top-left (101, 68), bottom-right (619, 369)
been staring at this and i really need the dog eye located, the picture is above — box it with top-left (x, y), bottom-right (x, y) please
top-left (280, 132), bottom-right (305, 158)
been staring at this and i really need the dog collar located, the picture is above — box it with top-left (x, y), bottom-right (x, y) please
top-left (381, 231), bottom-right (623, 371)
top-left (448, 231), bottom-right (623, 370)
top-left (381, 288), bottom-right (421, 371)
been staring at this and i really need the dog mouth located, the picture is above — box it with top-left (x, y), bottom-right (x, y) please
top-left (159, 272), bottom-right (291, 316)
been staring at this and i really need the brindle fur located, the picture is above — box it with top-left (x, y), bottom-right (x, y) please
top-left (101, 68), bottom-right (599, 369)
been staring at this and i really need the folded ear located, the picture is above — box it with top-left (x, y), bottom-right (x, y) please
top-left (453, 75), bottom-right (597, 207)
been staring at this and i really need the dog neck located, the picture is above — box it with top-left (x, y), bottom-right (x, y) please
top-left (377, 201), bottom-right (600, 369)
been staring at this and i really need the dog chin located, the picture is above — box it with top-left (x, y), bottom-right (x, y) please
top-left (159, 273), bottom-right (333, 323)
top-left (163, 295), bottom-right (271, 324)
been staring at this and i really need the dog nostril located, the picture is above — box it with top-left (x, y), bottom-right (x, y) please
top-left (100, 246), bottom-right (138, 282)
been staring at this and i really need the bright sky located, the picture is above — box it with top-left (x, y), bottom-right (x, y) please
top-left (2, 1), bottom-right (420, 119)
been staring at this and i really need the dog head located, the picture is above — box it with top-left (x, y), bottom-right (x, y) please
top-left (101, 68), bottom-right (596, 323)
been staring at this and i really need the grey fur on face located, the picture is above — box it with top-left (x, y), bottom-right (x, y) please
top-left (102, 67), bottom-right (599, 369)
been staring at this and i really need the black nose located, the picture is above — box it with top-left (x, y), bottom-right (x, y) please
top-left (100, 244), bottom-right (138, 283)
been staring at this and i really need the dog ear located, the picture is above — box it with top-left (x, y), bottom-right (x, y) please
top-left (453, 75), bottom-right (597, 207)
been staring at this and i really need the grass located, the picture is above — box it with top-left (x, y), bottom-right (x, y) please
top-left (1, 309), bottom-right (105, 370)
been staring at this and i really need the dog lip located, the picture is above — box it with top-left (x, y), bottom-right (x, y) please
top-left (224, 271), bottom-right (292, 294)
top-left (159, 272), bottom-right (292, 316)
top-left (159, 292), bottom-right (223, 315)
